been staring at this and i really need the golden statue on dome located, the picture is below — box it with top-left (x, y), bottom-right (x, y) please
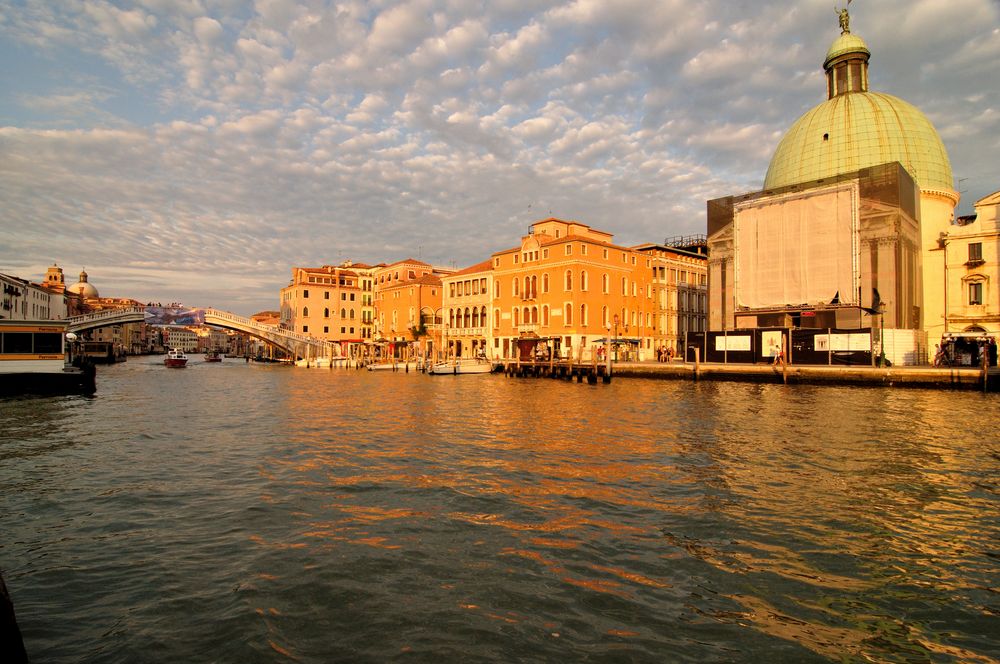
top-left (836, 0), bottom-right (852, 34)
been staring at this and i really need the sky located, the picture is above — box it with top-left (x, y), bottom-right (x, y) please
top-left (1, 0), bottom-right (998, 316)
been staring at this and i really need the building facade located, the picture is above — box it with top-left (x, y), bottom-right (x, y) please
top-left (633, 238), bottom-right (709, 353)
top-left (709, 10), bottom-right (958, 360)
top-left (490, 218), bottom-right (662, 361)
top-left (938, 190), bottom-right (1000, 336)
top-left (375, 273), bottom-right (442, 360)
top-left (440, 260), bottom-right (493, 360)
top-left (280, 265), bottom-right (363, 346)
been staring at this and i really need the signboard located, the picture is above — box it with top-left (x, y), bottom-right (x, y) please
top-left (144, 306), bottom-right (205, 327)
top-left (714, 335), bottom-right (751, 351)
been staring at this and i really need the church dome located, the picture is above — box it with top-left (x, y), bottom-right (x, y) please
top-left (764, 20), bottom-right (954, 196)
top-left (68, 268), bottom-right (99, 299)
top-left (764, 92), bottom-right (954, 192)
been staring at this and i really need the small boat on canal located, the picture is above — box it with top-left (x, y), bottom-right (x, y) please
top-left (427, 357), bottom-right (494, 375)
top-left (204, 349), bottom-right (222, 362)
top-left (164, 348), bottom-right (188, 368)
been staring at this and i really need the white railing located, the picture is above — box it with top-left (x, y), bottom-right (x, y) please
top-left (67, 306), bottom-right (146, 331)
top-left (203, 309), bottom-right (335, 356)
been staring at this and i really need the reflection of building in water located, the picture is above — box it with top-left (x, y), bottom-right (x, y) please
top-left (939, 191), bottom-right (999, 336)
top-left (708, 11), bottom-right (959, 356)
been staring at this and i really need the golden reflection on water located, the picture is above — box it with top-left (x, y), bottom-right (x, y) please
top-left (252, 373), bottom-right (1000, 661)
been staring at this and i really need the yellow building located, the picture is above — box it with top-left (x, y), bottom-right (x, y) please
top-left (633, 238), bottom-right (709, 354)
top-left (709, 10), bottom-right (959, 364)
top-left (490, 218), bottom-right (663, 361)
top-left (340, 261), bottom-right (378, 344)
top-left (279, 265), bottom-right (363, 346)
top-left (761, 11), bottom-right (958, 337)
top-left (938, 191), bottom-right (1000, 335)
top-left (440, 259), bottom-right (493, 360)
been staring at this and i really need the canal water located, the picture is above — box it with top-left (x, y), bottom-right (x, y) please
top-left (1, 359), bottom-right (998, 663)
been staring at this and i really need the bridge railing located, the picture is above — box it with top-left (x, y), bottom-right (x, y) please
top-left (67, 305), bottom-right (147, 325)
top-left (203, 309), bottom-right (334, 350)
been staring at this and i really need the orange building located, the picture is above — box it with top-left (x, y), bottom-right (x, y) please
top-left (375, 272), bottom-right (442, 360)
top-left (490, 218), bottom-right (660, 361)
top-left (280, 265), bottom-right (363, 347)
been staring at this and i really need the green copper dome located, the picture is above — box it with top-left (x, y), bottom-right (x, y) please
top-left (764, 92), bottom-right (955, 192)
top-left (765, 22), bottom-right (954, 194)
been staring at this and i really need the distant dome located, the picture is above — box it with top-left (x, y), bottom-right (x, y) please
top-left (68, 268), bottom-right (99, 299)
top-left (764, 22), bottom-right (954, 196)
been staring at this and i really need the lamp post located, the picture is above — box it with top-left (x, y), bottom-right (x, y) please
top-left (879, 301), bottom-right (886, 368)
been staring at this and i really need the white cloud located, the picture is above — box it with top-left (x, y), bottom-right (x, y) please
top-left (1, 0), bottom-right (998, 313)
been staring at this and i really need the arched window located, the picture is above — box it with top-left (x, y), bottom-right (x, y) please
top-left (481, 306), bottom-right (488, 327)
top-left (464, 307), bottom-right (471, 328)
top-left (621, 277), bottom-right (627, 295)
top-left (531, 307), bottom-right (538, 324)
top-left (580, 271), bottom-right (588, 291)
top-left (494, 308), bottom-right (500, 328)
top-left (564, 303), bottom-right (572, 325)
top-left (449, 309), bottom-right (456, 328)
top-left (522, 307), bottom-right (530, 325)
top-left (565, 270), bottom-right (572, 291)
top-left (513, 277), bottom-right (519, 297)
top-left (530, 275), bottom-right (537, 298)
top-left (602, 305), bottom-right (608, 327)
top-left (340, 308), bottom-right (346, 318)
top-left (542, 305), bottom-right (549, 326)
top-left (602, 273), bottom-right (609, 293)
top-left (514, 308), bottom-right (520, 326)
top-left (472, 307), bottom-right (479, 327)
top-left (350, 309), bottom-right (355, 319)
top-left (581, 303), bottom-right (587, 326)
top-left (302, 306), bottom-right (309, 317)
top-left (543, 273), bottom-right (549, 293)
top-left (494, 281), bottom-right (501, 298)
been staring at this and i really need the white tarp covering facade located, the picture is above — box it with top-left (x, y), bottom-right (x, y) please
top-left (734, 184), bottom-right (859, 310)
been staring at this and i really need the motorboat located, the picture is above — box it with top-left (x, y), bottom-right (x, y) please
top-left (164, 348), bottom-right (188, 368)
top-left (427, 357), bottom-right (494, 375)
top-left (0, 321), bottom-right (96, 396)
top-left (204, 349), bottom-right (222, 362)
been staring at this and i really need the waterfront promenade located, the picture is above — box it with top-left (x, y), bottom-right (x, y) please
top-left (500, 358), bottom-right (999, 391)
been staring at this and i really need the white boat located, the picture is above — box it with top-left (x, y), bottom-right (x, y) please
top-left (367, 361), bottom-right (419, 372)
top-left (0, 321), bottom-right (95, 396)
top-left (427, 358), bottom-right (494, 375)
top-left (164, 348), bottom-right (188, 368)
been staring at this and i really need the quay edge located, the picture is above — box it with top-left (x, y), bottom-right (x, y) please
top-left (607, 362), bottom-right (999, 391)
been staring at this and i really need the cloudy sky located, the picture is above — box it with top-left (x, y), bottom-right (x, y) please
top-left (1, 0), bottom-right (998, 315)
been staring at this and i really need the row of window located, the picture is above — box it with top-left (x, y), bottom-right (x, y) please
top-left (302, 325), bottom-right (357, 335)
top-left (503, 245), bottom-right (643, 266)
top-left (498, 272), bottom-right (655, 298)
top-left (301, 307), bottom-right (356, 319)
top-left (301, 289), bottom-right (356, 301)
top-left (306, 275), bottom-right (354, 286)
top-left (449, 277), bottom-right (488, 297)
